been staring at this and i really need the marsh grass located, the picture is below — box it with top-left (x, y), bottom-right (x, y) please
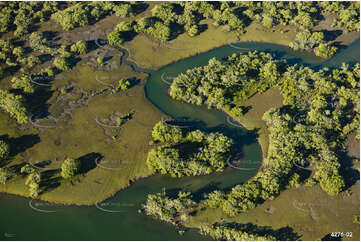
top-left (0, 59), bottom-right (165, 205)
top-left (186, 183), bottom-right (360, 241)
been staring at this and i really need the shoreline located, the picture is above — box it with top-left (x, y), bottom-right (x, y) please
top-left (1, 34), bottom-right (359, 206)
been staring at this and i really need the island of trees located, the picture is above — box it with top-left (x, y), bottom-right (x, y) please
top-left (143, 50), bottom-right (360, 230)
top-left (147, 121), bottom-right (233, 177)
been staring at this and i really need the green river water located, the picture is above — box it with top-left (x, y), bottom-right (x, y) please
top-left (0, 39), bottom-right (359, 240)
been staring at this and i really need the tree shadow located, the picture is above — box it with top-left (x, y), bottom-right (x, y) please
top-left (320, 29), bottom-right (343, 43)
top-left (0, 134), bottom-right (40, 157)
top-left (192, 181), bottom-right (223, 202)
top-left (198, 24), bottom-right (208, 35)
top-left (7, 161), bottom-right (27, 174)
top-left (77, 152), bottom-right (102, 174)
top-left (68, 56), bottom-right (82, 69)
top-left (131, 2), bottom-right (149, 15)
top-left (40, 169), bottom-right (61, 194)
top-left (339, 150), bottom-right (360, 190)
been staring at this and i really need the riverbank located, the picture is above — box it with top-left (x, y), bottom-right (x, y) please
top-left (123, 15), bottom-right (359, 70)
top-left (0, 57), bottom-right (165, 205)
top-left (0, 5), bottom-right (359, 206)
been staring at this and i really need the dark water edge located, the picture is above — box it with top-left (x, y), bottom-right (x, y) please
top-left (0, 39), bottom-right (359, 240)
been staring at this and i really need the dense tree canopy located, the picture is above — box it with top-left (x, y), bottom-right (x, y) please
top-left (147, 121), bottom-right (233, 177)
top-left (143, 190), bottom-right (196, 224)
top-left (0, 139), bottom-right (10, 162)
top-left (144, 50), bottom-right (359, 220)
top-left (0, 90), bottom-right (29, 124)
top-left (60, 158), bottom-right (80, 179)
top-left (200, 222), bottom-right (277, 241)
top-left (170, 51), bottom-right (280, 110)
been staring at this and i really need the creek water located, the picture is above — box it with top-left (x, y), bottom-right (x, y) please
top-left (0, 39), bottom-right (359, 240)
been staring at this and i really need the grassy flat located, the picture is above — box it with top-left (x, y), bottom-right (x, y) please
top-left (186, 183), bottom-right (360, 240)
top-left (0, 57), bottom-right (165, 205)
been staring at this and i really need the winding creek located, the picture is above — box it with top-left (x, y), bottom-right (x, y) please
top-left (0, 39), bottom-right (359, 240)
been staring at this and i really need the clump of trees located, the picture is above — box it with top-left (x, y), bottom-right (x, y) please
top-left (115, 79), bottom-right (131, 91)
top-left (0, 139), bottom-right (10, 163)
top-left (143, 190), bottom-right (196, 224)
top-left (108, 2), bottom-right (251, 45)
top-left (170, 51), bottom-right (280, 110)
top-left (53, 57), bottom-right (70, 71)
top-left (0, 90), bottom-right (29, 124)
top-left (60, 157), bottom-right (80, 179)
top-left (0, 167), bottom-right (13, 184)
top-left (200, 222), bottom-right (277, 241)
top-left (147, 121), bottom-right (233, 177)
top-left (0, 2), bottom-right (59, 37)
top-left (105, 1), bottom-right (359, 47)
top-left (144, 51), bottom-right (359, 221)
top-left (51, 2), bottom-right (146, 31)
top-left (0, 140), bottom-right (12, 184)
top-left (321, 1), bottom-right (360, 33)
top-left (10, 74), bottom-right (35, 93)
top-left (51, 3), bottom-right (99, 31)
top-left (70, 40), bottom-right (87, 55)
top-left (25, 171), bottom-right (41, 197)
top-left (289, 30), bottom-right (337, 57)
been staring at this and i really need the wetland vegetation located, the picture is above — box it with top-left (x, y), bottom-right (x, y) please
top-left (0, 1), bottom-right (359, 241)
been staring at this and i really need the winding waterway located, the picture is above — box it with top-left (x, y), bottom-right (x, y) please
top-left (0, 39), bottom-right (359, 240)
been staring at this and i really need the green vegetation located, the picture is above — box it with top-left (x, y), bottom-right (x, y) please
top-left (170, 51), bottom-right (279, 109)
top-left (188, 184), bottom-right (360, 241)
top-left (289, 30), bottom-right (337, 57)
top-left (0, 2), bottom-right (359, 240)
top-left (60, 158), bottom-right (80, 179)
top-left (25, 171), bottom-right (41, 198)
top-left (10, 74), bottom-right (35, 93)
top-left (200, 222), bottom-right (277, 241)
top-left (0, 167), bottom-right (12, 184)
top-left (145, 51), bottom-right (359, 220)
top-left (321, 1), bottom-right (360, 32)
top-left (0, 90), bottom-right (29, 124)
top-left (0, 2), bottom-right (59, 37)
top-left (143, 190), bottom-right (196, 224)
top-left (70, 40), bottom-right (88, 55)
top-left (116, 79), bottom-right (131, 91)
top-left (147, 121), bottom-right (233, 177)
top-left (53, 57), bottom-right (70, 71)
top-left (50, 2), bottom-right (144, 31)
top-left (0, 139), bottom-right (10, 162)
